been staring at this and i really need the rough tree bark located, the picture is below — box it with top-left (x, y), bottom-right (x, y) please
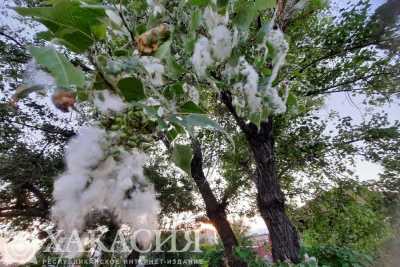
top-left (190, 138), bottom-right (247, 267)
top-left (221, 91), bottom-right (300, 263)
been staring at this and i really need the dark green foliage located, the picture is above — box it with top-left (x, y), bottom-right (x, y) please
top-left (302, 245), bottom-right (373, 267)
top-left (292, 181), bottom-right (391, 253)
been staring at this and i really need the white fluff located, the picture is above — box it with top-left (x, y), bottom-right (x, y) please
top-left (65, 126), bottom-right (106, 174)
top-left (191, 8), bottom-right (236, 74)
top-left (224, 57), bottom-right (261, 113)
top-left (93, 90), bottom-right (127, 113)
top-left (265, 28), bottom-right (289, 89)
top-left (257, 24), bottom-right (290, 114)
top-left (264, 86), bottom-right (289, 114)
top-left (183, 83), bottom-right (200, 104)
top-left (140, 56), bottom-right (165, 86)
top-left (146, 0), bottom-right (164, 15)
top-left (239, 58), bottom-right (261, 112)
top-left (202, 7), bottom-right (228, 31)
top-left (210, 25), bottom-right (233, 61)
top-left (191, 37), bottom-right (214, 78)
top-left (52, 126), bottom-right (160, 255)
top-left (24, 59), bottom-right (56, 90)
top-left (292, 0), bottom-right (310, 14)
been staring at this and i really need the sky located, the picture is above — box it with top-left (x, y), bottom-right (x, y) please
top-left (321, 0), bottom-right (399, 181)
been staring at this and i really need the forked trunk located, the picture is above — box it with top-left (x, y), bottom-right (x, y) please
top-left (191, 139), bottom-right (247, 267)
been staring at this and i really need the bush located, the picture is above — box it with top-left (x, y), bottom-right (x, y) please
top-left (302, 245), bottom-right (374, 267)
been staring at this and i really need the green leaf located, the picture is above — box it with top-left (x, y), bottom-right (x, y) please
top-left (135, 23), bottom-right (147, 35)
top-left (117, 77), bottom-right (145, 102)
top-left (30, 46), bottom-right (85, 88)
top-left (233, 2), bottom-right (257, 32)
top-left (189, 0), bottom-right (210, 7)
top-left (286, 92), bottom-right (298, 110)
top-left (170, 114), bottom-right (234, 150)
top-left (76, 89), bottom-right (89, 101)
top-left (255, 0), bottom-right (275, 11)
top-left (190, 9), bottom-right (202, 31)
top-left (166, 129), bottom-right (178, 141)
top-left (157, 118), bottom-right (168, 130)
top-left (16, 0), bottom-right (106, 52)
top-left (114, 49), bottom-right (129, 57)
top-left (170, 114), bottom-right (223, 135)
top-left (217, 0), bottom-right (229, 8)
top-left (164, 82), bottom-right (184, 99)
top-left (184, 36), bottom-right (197, 54)
top-left (172, 144), bottom-right (193, 175)
top-left (91, 24), bottom-right (107, 40)
top-left (166, 57), bottom-right (185, 78)
top-left (255, 22), bottom-right (269, 44)
top-left (155, 40), bottom-right (171, 60)
top-left (179, 101), bottom-right (205, 114)
top-left (35, 31), bottom-right (55, 41)
top-left (143, 106), bottom-right (160, 120)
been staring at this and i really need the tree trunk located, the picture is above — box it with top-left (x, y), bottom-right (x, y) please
top-left (126, 246), bottom-right (140, 267)
top-left (247, 120), bottom-right (300, 263)
top-left (191, 139), bottom-right (247, 267)
top-left (221, 91), bottom-right (300, 263)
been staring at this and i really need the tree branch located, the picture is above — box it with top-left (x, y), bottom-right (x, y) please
top-left (0, 207), bottom-right (48, 218)
top-left (0, 30), bottom-right (25, 49)
top-left (297, 41), bottom-right (378, 74)
top-left (220, 91), bottom-right (251, 134)
top-left (23, 183), bottom-right (50, 211)
top-left (304, 71), bottom-right (398, 96)
top-left (116, 4), bottom-right (135, 45)
top-left (4, 117), bottom-right (75, 138)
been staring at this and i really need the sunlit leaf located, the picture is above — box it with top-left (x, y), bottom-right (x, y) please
top-left (172, 144), bottom-right (193, 174)
top-left (117, 77), bottom-right (145, 102)
top-left (30, 46), bottom-right (85, 89)
top-left (155, 40), bottom-right (172, 60)
top-left (189, 0), bottom-right (210, 7)
top-left (179, 101), bottom-right (205, 114)
top-left (255, 0), bottom-right (275, 11)
top-left (16, 1), bottom-right (106, 52)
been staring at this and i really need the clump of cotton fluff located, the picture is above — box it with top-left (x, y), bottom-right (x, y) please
top-left (192, 8), bottom-right (237, 76)
top-left (183, 83), bottom-right (200, 104)
top-left (224, 57), bottom-right (261, 113)
top-left (64, 126), bottom-right (106, 175)
top-left (256, 25), bottom-right (289, 115)
top-left (93, 90), bottom-right (127, 114)
top-left (79, 152), bottom-right (160, 248)
top-left (264, 85), bottom-right (289, 115)
top-left (265, 28), bottom-right (289, 89)
top-left (146, 0), bottom-right (164, 15)
top-left (239, 58), bottom-right (261, 112)
top-left (204, 7), bottom-right (234, 62)
top-left (203, 6), bottom-right (229, 31)
top-left (293, 0), bottom-right (309, 12)
top-left (52, 126), bottom-right (160, 256)
top-left (192, 37), bottom-right (214, 78)
top-left (140, 56), bottom-right (165, 86)
top-left (24, 59), bottom-right (56, 91)
top-left (210, 25), bottom-right (233, 61)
